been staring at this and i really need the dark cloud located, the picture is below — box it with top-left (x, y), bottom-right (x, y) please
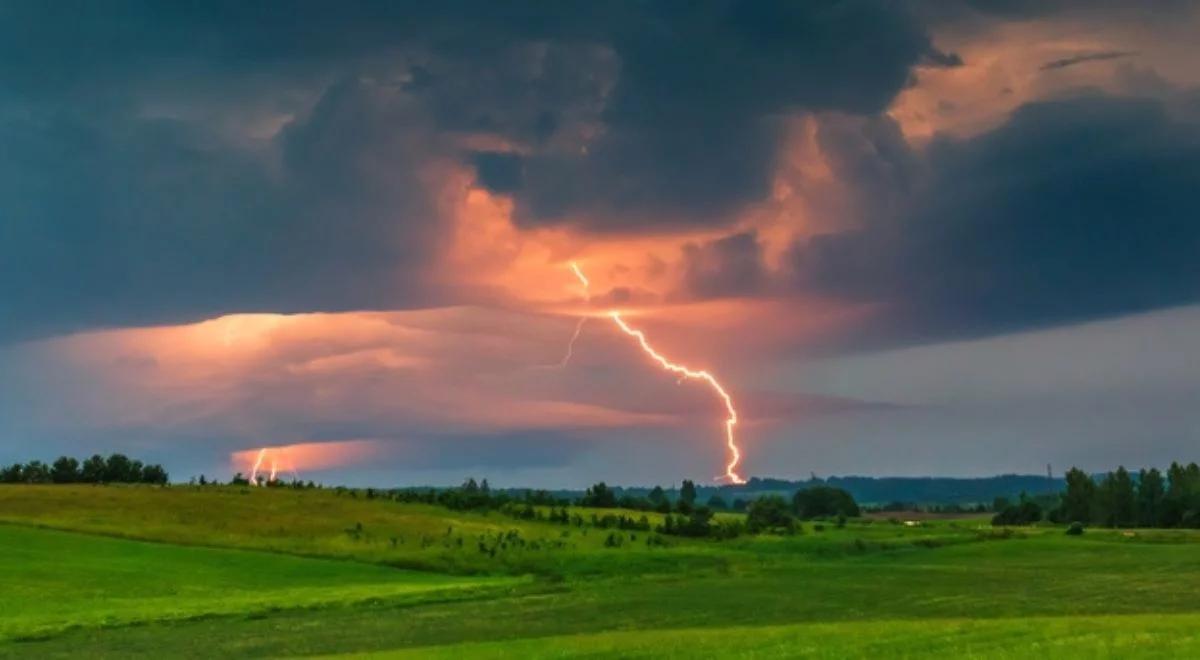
top-left (1040, 50), bottom-right (1138, 71)
top-left (0, 1), bottom-right (955, 340)
top-left (472, 152), bottom-right (524, 193)
top-left (0, 76), bottom-right (446, 343)
top-left (913, 0), bottom-right (1195, 24)
top-left (792, 93), bottom-right (1200, 346)
top-left (679, 232), bottom-right (769, 300)
top-left (508, 2), bottom-right (953, 230)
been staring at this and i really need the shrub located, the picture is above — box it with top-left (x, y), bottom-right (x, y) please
top-left (793, 486), bottom-right (860, 519)
top-left (746, 495), bottom-right (796, 534)
top-left (1066, 521), bottom-right (1085, 536)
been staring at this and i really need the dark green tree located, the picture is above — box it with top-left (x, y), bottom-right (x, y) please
top-left (580, 482), bottom-right (617, 508)
top-left (680, 480), bottom-right (697, 506)
top-left (0, 463), bottom-right (22, 483)
top-left (792, 486), bottom-right (860, 519)
top-left (1060, 467), bottom-right (1095, 524)
top-left (747, 495), bottom-right (796, 534)
top-left (991, 492), bottom-right (1042, 526)
top-left (103, 454), bottom-right (136, 482)
top-left (673, 507), bottom-right (716, 537)
top-left (1100, 467), bottom-right (1136, 528)
top-left (1167, 462), bottom-right (1200, 527)
top-left (1137, 468), bottom-right (1165, 527)
top-left (141, 464), bottom-right (169, 485)
top-left (50, 456), bottom-right (80, 483)
top-left (80, 454), bottom-right (106, 483)
top-left (706, 495), bottom-right (728, 510)
top-left (22, 461), bottom-right (51, 483)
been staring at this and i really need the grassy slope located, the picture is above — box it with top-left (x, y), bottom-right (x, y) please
top-left (0, 525), bottom-right (518, 642)
top-left (2, 485), bottom-right (1199, 658)
top-left (351, 614), bottom-right (1200, 659)
top-left (0, 485), bottom-right (710, 576)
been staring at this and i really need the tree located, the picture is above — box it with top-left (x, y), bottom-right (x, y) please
top-left (706, 495), bottom-right (728, 510)
top-left (103, 454), bottom-right (136, 483)
top-left (141, 464), bottom-right (169, 485)
top-left (747, 495), bottom-right (796, 534)
top-left (674, 480), bottom-right (697, 514)
top-left (22, 461), bottom-right (51, 483)
top-left (51, 456), bottom-right (80, 483)
top-left (230, 472), bottom-right (250, 486)
top-left (680, 480), bottom-right (697, 506)
top-left (792, 486), bottom-right (860, 519)
top-left (1060, 467), bottom-right (1095, 524)
top-left (80, 454), bottom-right (106, 483)
top-left (1096, 468), bottom-right (1136, 528)
top-left (1166, 462), bottom-right (1200, 527)
top-left (675, 507), bottom-right (714, 537)
top-left (648, 485), bottom-right (666, 506)
top-left (1137, 468), bottom-right (1165, 527)
top-left (0, 463), bottom-right (22, 483)
top-left (580, 482), bottom-right (617, 508)
top-left (991, 493), bottom-right (1042, 526)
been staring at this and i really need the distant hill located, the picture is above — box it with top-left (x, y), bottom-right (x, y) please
top-left (497, 474), bottom-right (1064, 507)
top-left (713, 475), bottom-right (1063, 506)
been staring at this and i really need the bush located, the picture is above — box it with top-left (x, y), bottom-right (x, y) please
top-left (1066, 521), bottom-right (1085, 536)
top-left (793, 486), bottom-right (860, 520)
top-left (747, 495), bottom-right (796, 534)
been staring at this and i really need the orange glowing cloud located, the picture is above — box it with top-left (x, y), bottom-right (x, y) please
top-left (230, 439), bottom-right (384, 478)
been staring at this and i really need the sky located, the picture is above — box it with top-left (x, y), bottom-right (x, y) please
top-left (1, 1), bottom-right (1199, 487)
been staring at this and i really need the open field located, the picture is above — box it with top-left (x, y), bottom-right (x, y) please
top-left (2, 484), bottom-right (1199, 658)
top-left (0, 525), bottom-right (518, 642)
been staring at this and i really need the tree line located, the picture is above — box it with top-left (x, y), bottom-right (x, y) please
top-left (380, 477), bottom-right (863, 540)
top-left (0, 454), bottom-right (168, 485)
top-left (991, 462), bottom-right (1200, 528)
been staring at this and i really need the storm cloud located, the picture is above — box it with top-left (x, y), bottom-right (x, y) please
top-left (0, 1), bottom-right (957, 341)
top-left (793, 93), bottom-right (1200, 345)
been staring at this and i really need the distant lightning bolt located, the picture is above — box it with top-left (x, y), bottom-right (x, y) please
top-left (248, 446), bottom-right (299, 486)
top-left (250, 448), bottom-right (267, 486)
top-left (557, 317), bottom-right (588, 367)
top-left (568, 262), bottom-right (746, 484)
top-left (547, 261), bottom-right (592, 368)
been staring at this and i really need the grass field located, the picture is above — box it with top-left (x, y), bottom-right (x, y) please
top-left (2, 484), bottom-right (1198, 658)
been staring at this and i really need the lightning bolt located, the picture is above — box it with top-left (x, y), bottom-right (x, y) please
top-left (557, 317), bottom-right (588, 367)
top-left (248, 446), bottom-right (299, 486)
top-left (543, 261), bottom-right (592, 369)
top-left (250, 448), bottom-right (267, 486)
top-left (568, 262), bottom-right (746, 484)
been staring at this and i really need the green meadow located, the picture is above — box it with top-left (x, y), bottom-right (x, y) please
top-left (2, 484), bottom-right (1199, 658)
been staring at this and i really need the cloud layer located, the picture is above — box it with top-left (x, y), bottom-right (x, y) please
top-left (2, 2), bottom-right (1199, 483)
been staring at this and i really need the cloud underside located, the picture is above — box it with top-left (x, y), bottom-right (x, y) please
top-left (0, 1), bottom-right (1196, 351)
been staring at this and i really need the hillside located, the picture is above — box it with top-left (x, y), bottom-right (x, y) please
top-left (1, 484), bottom-right (1199, 657)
